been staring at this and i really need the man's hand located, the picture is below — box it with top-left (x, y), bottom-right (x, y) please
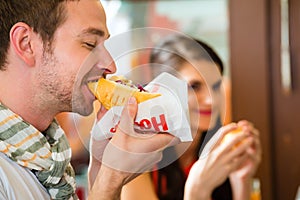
top-left (88, 105), bottom-right (110, 190)
top-left (88, 97), bottom-right (178, 199)
top-left (102, 97), bottom-right (178, 178)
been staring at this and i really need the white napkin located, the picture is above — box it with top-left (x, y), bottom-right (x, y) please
top-left (91, 72), bottom-right (192, 142)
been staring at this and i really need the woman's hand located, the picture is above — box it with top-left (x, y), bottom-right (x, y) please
top-left (229, 120), bottom-right (262, 200)
top-left (184, 123), bottom-right (254, 200)
top-left (230, 120), bottom-right (262, 180)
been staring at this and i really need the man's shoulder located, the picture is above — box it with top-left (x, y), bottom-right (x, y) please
top-left (0, 153), bottom-right (16, 173)
top-left (0, 153), bottom-right (50, 200)
top-left (0, 153), bottom-right (27, 190)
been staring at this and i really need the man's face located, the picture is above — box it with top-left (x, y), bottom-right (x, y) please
top-left (36, 0), bottom-right (115, 115)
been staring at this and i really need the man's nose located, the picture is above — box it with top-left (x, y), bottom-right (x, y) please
top-left (95, 43), bottom-right (117, 75)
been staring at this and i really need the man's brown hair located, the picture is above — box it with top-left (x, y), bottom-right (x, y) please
top-left (0, 0), bottom-right (76, 70)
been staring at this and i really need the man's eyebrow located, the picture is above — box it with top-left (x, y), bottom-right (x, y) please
top-left (78, 27), bottom-right (110, 39)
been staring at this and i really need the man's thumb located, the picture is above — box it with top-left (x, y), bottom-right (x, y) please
top-left (118, 97), bottom-right (138, 134)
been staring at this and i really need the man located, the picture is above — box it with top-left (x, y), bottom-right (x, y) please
top-left (0, 0), bottom-right (176, 199)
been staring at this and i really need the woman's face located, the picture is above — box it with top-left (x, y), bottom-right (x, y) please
top-left (179, 60), bottom-right (224, 134)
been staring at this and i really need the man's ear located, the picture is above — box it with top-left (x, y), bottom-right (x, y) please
top-left (10, 22), bottom-right (37, 67)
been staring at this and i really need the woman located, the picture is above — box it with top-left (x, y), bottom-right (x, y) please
top-left (121, 34), bottom-right (261, 200)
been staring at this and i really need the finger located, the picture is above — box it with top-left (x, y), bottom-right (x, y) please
top-left (225, 137), bottom-right (254, 160)
top-left (237, 120), bottom-right (253, 128)
top-left (102, 141), bottom-right (163, 173)
top-left (91, 117), bottom-right (111, 141)
top-left (97, 105), bottom-right (108, 121)
top-left (238, 121), bottom-right (260, 142)
top-left (240, 131), bottom-right (262, 168)
top-left (146, 133), bottom-right (179, 152)
top-left (237, 120), bottom-right (258, 135)
top-left (89, 137), bottom-right (110, 161)
top-left (207, 134), bottom-right (248, 162)
top-left (230, 152), bottom-right (249, 172)
top-left (250, 130), bottom-right (260, 145)
top-left (246, 128), bottom-right (261, 153)
top-left (251, 128), bottom-right (260, 138)
top-left (214, 123), bottom-right (239, 147)
top-left (219, 130), bottom-right (251, 153)
top-left (117, 96), bottom-right (138, 135)
top-left (202, 123), bottom-right (238, 155)
top-left (121, 133), bottom-right (178, 154)
top-left (252, 134), bottom-right (262, 161)
top-left (199, 123), bottom-right (238, 159)
top-left (246, 147), bottom-right (261, 164)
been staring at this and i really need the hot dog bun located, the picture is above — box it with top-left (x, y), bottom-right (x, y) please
top-left (88, 76), bottom-right (161, 109)
top-left (221, 127), bottom-right (244, 147)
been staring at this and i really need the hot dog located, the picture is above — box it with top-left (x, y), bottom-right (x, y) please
top-left (88, 75), bottom-right (161, 109)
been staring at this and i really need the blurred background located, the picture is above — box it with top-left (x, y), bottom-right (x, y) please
top-left (57, 0), bottom-right (300, 199)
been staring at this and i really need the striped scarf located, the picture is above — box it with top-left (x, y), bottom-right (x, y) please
top-left (0, 104), bottom-right (78, 199)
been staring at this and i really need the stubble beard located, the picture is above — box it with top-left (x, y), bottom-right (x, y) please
top-left (37, 47), bottom-right (95, 118)
top-left (37, 50), bottom-right (74, 113)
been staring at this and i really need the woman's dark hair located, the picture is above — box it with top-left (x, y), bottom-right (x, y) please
top-left (0, 0), bottom-right (77, 70)
top-left (150, 34), bottom-right (224, 77)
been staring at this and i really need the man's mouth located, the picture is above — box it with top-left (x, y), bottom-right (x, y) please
top-left (84, 77), bottom-right (102, 100)
top-left (86, 76), bottom-right (102, 84)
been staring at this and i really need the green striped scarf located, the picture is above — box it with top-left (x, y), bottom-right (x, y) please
top-left (0, 104), bottom-right (78, 199)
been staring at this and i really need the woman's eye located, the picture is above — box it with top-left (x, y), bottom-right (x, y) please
top-left (212, 80), bottom-right (222, 91)
top-left (189, 82), bottom-right (203, 92)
